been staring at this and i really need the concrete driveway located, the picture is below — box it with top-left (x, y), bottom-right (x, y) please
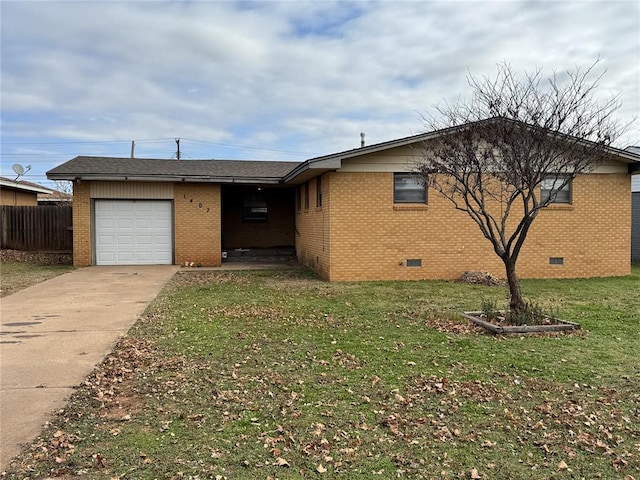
top-left (0, 265), bottom-right (178, 471)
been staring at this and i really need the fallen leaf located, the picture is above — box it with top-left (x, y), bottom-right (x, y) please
top-left (470, 467), bottom-right (481, 479)
top-left (94, 453), bottom-right (106, 468)
top-left (317, 464), bottom-right (327, 473)
top-left (557, 460), bottom-right (568, 471)
top-left (276, 457), bottom-right (290, 467)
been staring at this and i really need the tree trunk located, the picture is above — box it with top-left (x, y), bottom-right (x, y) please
top-left (504, 257), bottom-right (525, 313)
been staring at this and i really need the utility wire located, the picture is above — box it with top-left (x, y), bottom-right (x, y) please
top-left (3, 138), bottom-right (321, 156)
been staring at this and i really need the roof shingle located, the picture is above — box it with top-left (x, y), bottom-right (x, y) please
top-left (47, 157), bottom-right (301, 181)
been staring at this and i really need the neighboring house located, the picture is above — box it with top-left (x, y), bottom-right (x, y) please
top-left (37, 189), bottom-right (73, 206)
top-left (47, 119), bottom-right (640, 280)
top-left (0, 177), bottom-right (54, 206)
top-left (628, 146), bottom-right (640, 264)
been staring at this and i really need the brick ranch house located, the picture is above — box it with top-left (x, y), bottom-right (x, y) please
top-left (47, 119), bottom-right (640, 281)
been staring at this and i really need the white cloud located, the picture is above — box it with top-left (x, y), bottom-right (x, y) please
top-left (1, 0), bottom-right (638, 182)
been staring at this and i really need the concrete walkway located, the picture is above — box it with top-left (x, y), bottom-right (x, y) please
top-left (0, 265), bottom-right (178, 471)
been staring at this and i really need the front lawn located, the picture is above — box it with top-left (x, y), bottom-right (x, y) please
top-left (0, 260), bottom-right (73, 297)
top-left (4, 267), bottom-right (639, 479)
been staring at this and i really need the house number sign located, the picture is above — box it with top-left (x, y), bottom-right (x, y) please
top-left (183, 194), bottom-right (211, 213)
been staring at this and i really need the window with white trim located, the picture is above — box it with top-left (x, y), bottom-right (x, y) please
top-left (394, 173), bottom-right (427, 203)
top-left (541, 176), bottom-right (571, 204)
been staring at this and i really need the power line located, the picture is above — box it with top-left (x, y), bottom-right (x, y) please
top-left (180, 138), bottom-right (318, 156)
top-left (2, 138), bottom-right (320, 156)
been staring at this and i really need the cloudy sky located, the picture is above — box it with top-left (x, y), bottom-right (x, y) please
top-left (1, 0), bottom-right (639, 187)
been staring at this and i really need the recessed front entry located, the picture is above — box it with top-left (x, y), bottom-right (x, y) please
top-left (221, 186), bottom-right (295, 250)
top-left (94, 199), bottom-right (173, 265)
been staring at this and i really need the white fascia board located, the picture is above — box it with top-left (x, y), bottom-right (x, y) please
top-left (284, 158), bottom-right (342, 183)
top-left (0, 178), bottom-right (53, 194)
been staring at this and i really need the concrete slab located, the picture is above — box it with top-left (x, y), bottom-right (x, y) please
top-left (0, 265), bottom-right (178, 471)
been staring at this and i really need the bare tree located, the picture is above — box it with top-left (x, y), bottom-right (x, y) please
top-left (415, 62), bottom-right (626, 314)
top-left (52, 180), bottom-right (73, 195)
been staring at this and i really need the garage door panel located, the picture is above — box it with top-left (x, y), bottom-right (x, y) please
top-left (117, 203), bottom-right (133, 213)
top-left (136, 252), bottom-right (153, 262)
top-left (155, 254), bottom-right (172, 263)
top-left (96, 218), bottom-right (114, 228)
top-left (96, 202), bottom-right (114, 213)
top-left (118, 220), bottom-right (133, 230)
top-left (156, 235), bottom-right (171, 245)
top-left (136, 218), bottom-right (153, 229)
top-left (96, 252), bottom-right (115, 263)
top-left (96, 235), bottom-right (114, 246)
top-left (136, 235), bottom-right (152, 245)
top-left (95, 200), bottom-right (173, 265)
top-left (116, 252), bottom-right (134, 263)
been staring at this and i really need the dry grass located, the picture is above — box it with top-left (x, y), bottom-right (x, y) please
top-left (3, 267), bottom-right (639, 479)
top-left (0, 250), bottom-right (73, 297)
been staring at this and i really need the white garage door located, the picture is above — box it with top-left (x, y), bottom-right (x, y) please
top-left (95, 200), bottom-right (173, 265)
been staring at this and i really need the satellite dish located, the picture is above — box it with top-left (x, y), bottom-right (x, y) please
top-left (12, 163), bottom-right (31, 180)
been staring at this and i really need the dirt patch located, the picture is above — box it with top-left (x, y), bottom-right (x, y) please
top-left (0, 249), bottom-right (72, 266)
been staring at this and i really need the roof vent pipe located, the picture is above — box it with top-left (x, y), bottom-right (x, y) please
top-left (360, 132), bottom-right (365, 148)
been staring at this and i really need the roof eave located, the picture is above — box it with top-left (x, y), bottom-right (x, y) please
top-left (46, 173), bottom-right (286, 184)
top-left (284, 158), bottom-right (342, 184)
top-left (0, 179), bottom-right (53, 194)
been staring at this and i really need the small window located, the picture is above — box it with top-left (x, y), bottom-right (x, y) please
top-left (406, 259), bottom-right (422, 267)
top-left (316, 176), bottom-right (322, 207)
top-left (243, 192), bottom-right (267, 222)
top-left (541, 176), bottom-right (571, 204)
top-left (394, 173), bottom-right (427, 203)
top-left (549, 257), bottom-right (564, 265)
top-left (304, 182), bottom-right (309, 210)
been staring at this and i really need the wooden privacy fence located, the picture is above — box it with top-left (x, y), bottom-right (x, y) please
top-left (0, 205), bottom-right (72, 252)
